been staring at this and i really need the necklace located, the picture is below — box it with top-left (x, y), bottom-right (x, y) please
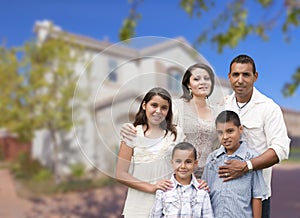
top-left (235, 97), bottom-right (251, 112)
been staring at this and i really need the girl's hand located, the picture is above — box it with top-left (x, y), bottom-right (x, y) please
top-left (153, 179), bottom-right (173, 192)
top-left (197, 179), bottom-right (210, 192)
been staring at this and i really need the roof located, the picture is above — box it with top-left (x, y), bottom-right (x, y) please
top-left (34, 20), bottom-right (206, 63)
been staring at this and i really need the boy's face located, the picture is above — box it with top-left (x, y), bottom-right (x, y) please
top-left (171, 149), bottom-right (198, 185)
top-left (216, 121), bottom-right (243, 155)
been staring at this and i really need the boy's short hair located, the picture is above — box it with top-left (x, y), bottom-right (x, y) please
top-left (215, 110), bottom-right (241, 127)
top-left (172, 142), bottom-right (197, 160)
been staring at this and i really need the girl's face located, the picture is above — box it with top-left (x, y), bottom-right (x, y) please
top-left (188, 68), bottom-right (212, 98)
top-left (142, 95), bottom-right (169, 127)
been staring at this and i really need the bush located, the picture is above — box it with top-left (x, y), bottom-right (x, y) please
top-left (11, 153), bottom-right (45, 179)
top-left (70, 163), bottom-right (85, 179)
top-left (33, 169), bottom-right (53, 182)
top-left (11, 155), bottom-right (117, 195)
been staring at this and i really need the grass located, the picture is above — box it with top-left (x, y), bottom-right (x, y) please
top-left (16, 175), bottom-right (117, 197)
top-left (284, 146), bottom-right (300, 163)
top-left (2, 153), bottom-right (118, 197)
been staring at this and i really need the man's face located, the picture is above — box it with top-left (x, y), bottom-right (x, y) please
top-left (228, 62), bottom-right (258, 102)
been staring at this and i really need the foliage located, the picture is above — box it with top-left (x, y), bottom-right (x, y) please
top-left (284, 146), bottom-right (300, 162)
top-left (120, 0), bottom-right (300, 96)
top-left (32, 169), bottom-right (53, 182)
top-left (53, 178), bottom-right (114, 193)
top-left (0, 46), bottom-right (35, 141)
top-left (70, 163), bottom-right (86, 179)
top-left (282, 67), bottom-right (300, 96)
top-left (119, 0), bottom-right (142, 40)
top-left (11, 152), bottom-right (46, 179)
top-left (9, 152), bottom-right (115, 195)
top-left (0, 30), bottom-right (81, 141)
top-left (17, 172), bottom-right (115, 195)
top-left (0, 22), bottom-right (88, 180)
top-left (21, 36), bottom-right (80, 134)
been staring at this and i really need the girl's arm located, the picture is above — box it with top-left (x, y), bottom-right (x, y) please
top-left (115, 141), bottom-right (172, 193)
top-left (252, 198), bottom-right (262, 218)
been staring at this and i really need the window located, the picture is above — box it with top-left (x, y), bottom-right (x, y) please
top-left (168, 68), bottom-right (181, 93)
top-left (108, 59), bottom-right (118, 82)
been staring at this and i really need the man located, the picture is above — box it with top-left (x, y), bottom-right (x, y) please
top-left (219, 54), bottom-right (290, 218)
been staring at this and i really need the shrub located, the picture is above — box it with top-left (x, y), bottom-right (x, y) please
top-left (33, 169), bottom-right (53, 182)
top-left (11, 153), bottom-right (44, 179)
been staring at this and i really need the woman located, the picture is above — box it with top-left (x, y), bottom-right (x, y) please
top-left (173, 63), bottom-right (220, 177)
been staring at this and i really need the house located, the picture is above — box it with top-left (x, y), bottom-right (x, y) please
top-left (31, 20), bottom-right (232, 176)
top-left (31, 20), bottom-right (299, 176)
top-left (282, 108), bottom-right (300, 148)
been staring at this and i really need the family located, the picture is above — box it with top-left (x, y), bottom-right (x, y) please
top-left (115, 54), bottom-right (290, 218)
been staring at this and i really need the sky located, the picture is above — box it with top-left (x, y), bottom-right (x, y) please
top-left (1, 0), bottom-right (299, 111)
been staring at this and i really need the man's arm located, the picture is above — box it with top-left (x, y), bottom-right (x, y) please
top-left (251, 148), bottom-right (279, 170)
top-left (218, 148), bottom-right (279, 181)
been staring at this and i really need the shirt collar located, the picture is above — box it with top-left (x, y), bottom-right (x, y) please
top-left (170, 173), bottom-right (199, 189)
top-left (216, 142), bottom-right (250, 160)
top-left (228, 87), bottom-right (266, 105)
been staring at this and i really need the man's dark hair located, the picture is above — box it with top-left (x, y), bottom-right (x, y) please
top-left (230, 54), bottom-right (256, 74)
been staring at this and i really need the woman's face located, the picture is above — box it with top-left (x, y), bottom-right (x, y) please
top-left (142, 95), bottom-right (169, 127)
top-left (188, 68), bottom-right (212, 98)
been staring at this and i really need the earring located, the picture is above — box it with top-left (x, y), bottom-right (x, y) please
top-left (189, 88), bottom-right (192, 96)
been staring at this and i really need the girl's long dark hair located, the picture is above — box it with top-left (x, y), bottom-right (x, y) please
top-left (133, 87), bottom-right (177, 140)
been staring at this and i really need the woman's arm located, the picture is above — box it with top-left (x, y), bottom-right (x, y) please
top-left (252, 198), bottom-right (262, 218)
top-left (115, 141), bottom-right (172, 193)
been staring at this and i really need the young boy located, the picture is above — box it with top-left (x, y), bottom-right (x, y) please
top-left (202, 110), bottom-right (267, 218)
top-left (149, 142), bottom-right (214, 218)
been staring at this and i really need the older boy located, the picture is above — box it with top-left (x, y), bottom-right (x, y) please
top-left (149, 142), bottom-right (213, 218)
top-left (202, 110), bottom-right (267, 218)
